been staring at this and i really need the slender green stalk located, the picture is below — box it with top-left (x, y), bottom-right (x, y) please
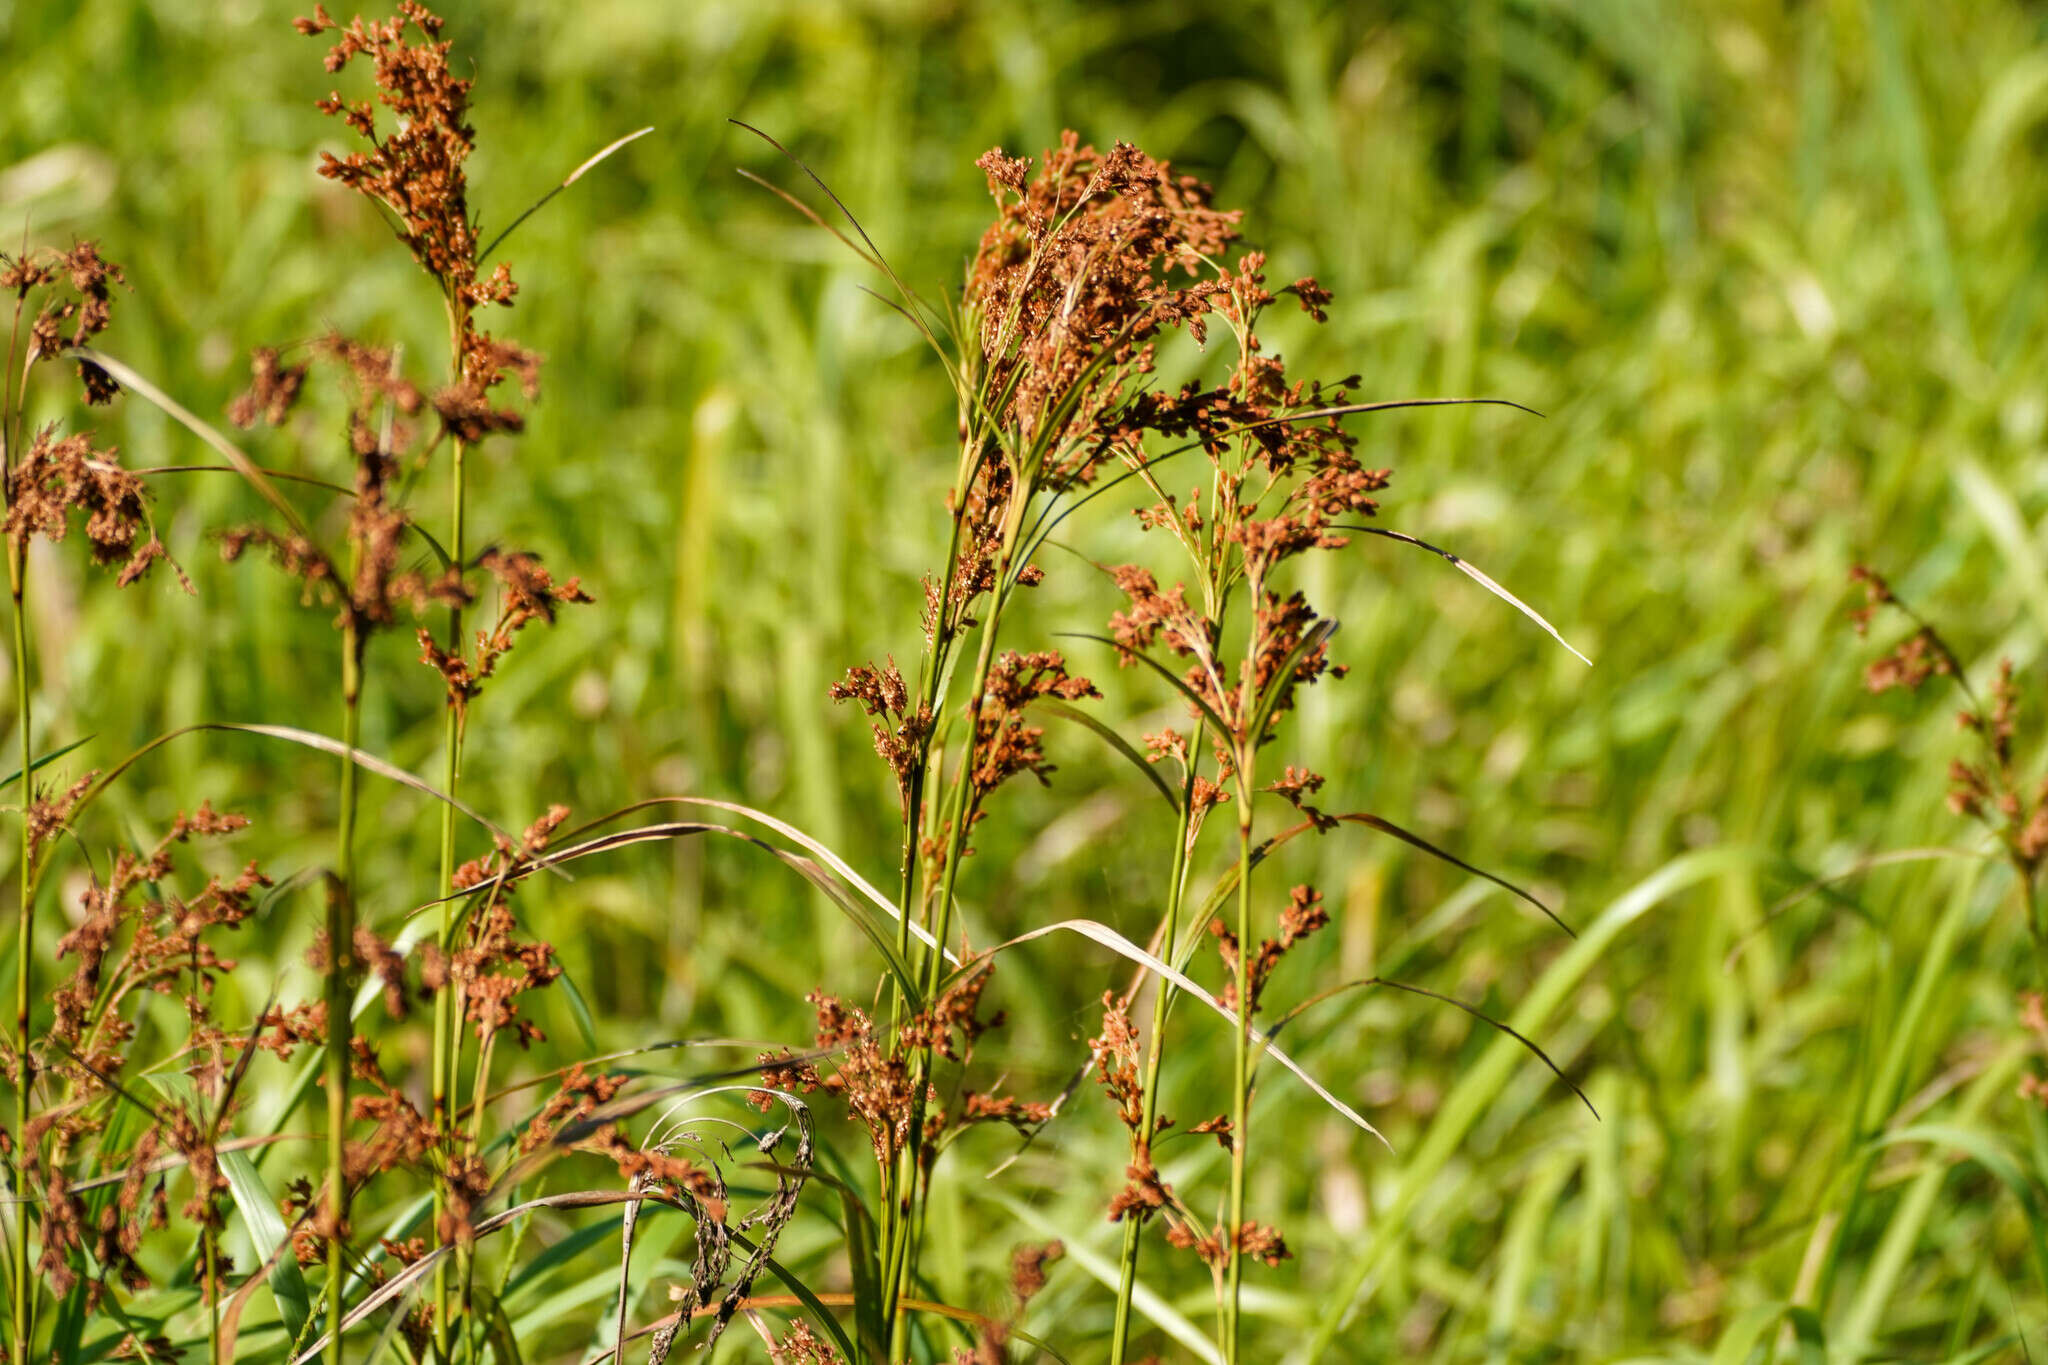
top-left (872, 454), bottom-right (966, 1358)
top-left (8, 531), bottom-right (31, 1365)
top-left (4, 287), bottom-right (32, 1365)
top-left (456, 1023), bottom-right (496, 1365)
top-left (883, 567), bottom-right (1022, 1360)
top-left (881, 454), bottom-right (1022, 1362)
top-left (325, 623), bottom-right (364, 1365)
top-left (430, 430), bottom-right (467, 1355)
top-left (1109, 738), bottom-right (1202, 1364)
top-left (1222, 802), bottom-right (1253, 1364)
top-left (203, 1224), bottom-right (223, 1365)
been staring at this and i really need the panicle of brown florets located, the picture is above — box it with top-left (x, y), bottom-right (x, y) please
top-left (297, 5), bottom-right (540, 419)
top-left (518, 1063), bottom-right (630, 1154)
top-left (1211, 883), bottom-right (1328, 1015)
top-left (770, 1319), bottom-right (841, 1364)
top-left (1091, 991), bottom-right (1182, 1227)
top-left (969, 650), bottom-right (1099, 801)
top-left (796, 992), bottom-right (915, 1165)
top-left (226, 346), bottom-right (310, 428)
top-left (6, 240), bottom-right (127, 404)
top-left (299, 3), bottom-right (494, 307)
top-left (768, 966), bottom-right (1037, 1167)
top-left (5, 428), bottom-right (168, 584)
top-left (1852, 567), bottom-right (2048, 889)
top-left (27, 808), bottom-right (268, 1301)
top-left (48, 808), bottom-right (266, 1081)
top-left (1009, 1240), bottom-right (1064, 1304)
top-left (968, 133), bottom-right (1242, 488)
top-left (419, 548), bottom-right (591, 710)
top-left (829, 658), bottom-right (934, 812)
top-left (428, 805), bottom-right (570, 1052)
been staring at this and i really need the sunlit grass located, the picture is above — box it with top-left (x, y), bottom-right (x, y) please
top-left (4, 0), bottom-right (2048, 1358)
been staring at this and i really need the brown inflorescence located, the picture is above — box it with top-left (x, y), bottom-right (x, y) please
top-left (1091, 991), bottom-right (1182, 1227)
top-left (25, 808), bottom-right (269, 1305)
top-left (968, 134), bottom-right (1241, 489)
top-left (518, 1063), bottom-right (630, 1153)
top-left (1209, 883), bottom-right (1329, 1015)
top-left (296, 5), bottom-right (541, 417)
top-left (423, 549), bottom-right (593, 715)
top-left (297, 3), bottom-right (507, 313)
top-left (829, 658), bottom-right (935, 815)
top-left (4, 240), bottom-right (127, 404)
top-left (769, 1319), bottom-right (841, 1364)
top-left (5, 429), bottom-right (167, 584)
top-left (1852, 565), bottom-right (2048, 883)
top-left (969, 650), bottom-right (1099, 802)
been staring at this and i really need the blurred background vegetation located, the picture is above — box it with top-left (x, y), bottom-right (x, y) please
top-left (9, 0), bottom-right (2048, 1357)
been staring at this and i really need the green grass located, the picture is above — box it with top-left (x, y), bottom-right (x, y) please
top-left (9, 0), bottom-right (2048, 1358)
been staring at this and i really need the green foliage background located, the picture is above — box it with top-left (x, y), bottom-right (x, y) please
top-left (9, 0), bottom-right (2048, 1356)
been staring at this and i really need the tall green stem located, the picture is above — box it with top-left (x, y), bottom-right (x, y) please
top-left (326, 624), bottom-right (364, 1365)
top-left (1109, 738), bottom-right (1202, 1364)
top-left (203, 1226), bottom-right (223, 1365)
top-left (883, 513), bottom-right (1020, 1362)
top-left (8, 533), bottom-right (31, 1365)
top-left (1222, 803), bottom-right (1253, 1364)
top-left (430, 431), bottom-right (467, 1355)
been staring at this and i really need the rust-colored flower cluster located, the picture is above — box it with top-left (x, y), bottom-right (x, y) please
top-left (223, 332), bottom-right (516, 645)
top-left (46, 806), bottom-right (266, 1080)
top-left (296, 3), bottom-right (537, 419)
top-left (17, 807), bottom-right (268, 1307)
top-left (969, 134), bottom-right (1241, 488)
top-left (969, 650), bottom-right (1099, 801)
top-left (439, 804), bottom-right (571, 1047)
top-left (771, 1320), bottom-right (840, 1364)
top-left (1209, 883), bottom-right (1328, 1015)
top-left (757, 961), bottom-right (1046, 1166)
top-left (829, 658), bottom-right (934, 814)
top-left (4, 430), bottom-right (166, 585)
top-left (421, 548), bottom-right (592, 716)
top-left (1852, 565), bottom-right (2048, 880)
top-left (3, 240), bottom-right (125, 404)
top-left (1092, 991), bottom-right (1174, 1226)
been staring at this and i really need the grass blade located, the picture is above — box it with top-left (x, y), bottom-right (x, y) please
top-left (0, 733), bottom-right (94, 792)
top-left (478, 125), bottom-right (654, 262)
top-left (1335, 812), bottom-right (1567, 937)
top-left (1342, 525), bottom-right (1590, 665)
top-left (1037, 698), bottom-right (1179, 812)
top-left (970, 918), bottom-right (1387, 1146)
top-left (69, 347), bottom-right (324, 547)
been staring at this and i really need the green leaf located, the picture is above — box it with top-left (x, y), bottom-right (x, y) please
top-left (1345, 525), bottom-right (1590, 664)
top-left (220, 1150), bottom-right (317, 1359)
top-left (0, 733), bottom-right (95, 793)
top-left (560, 964), bottom-right (600, 1052)
top-left (478, 125), bottom-right (655, 262)
top-left (1037, 699), bottom-right (1179, 811)
top-left (838, 1183), bottom-right (888, 1362)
